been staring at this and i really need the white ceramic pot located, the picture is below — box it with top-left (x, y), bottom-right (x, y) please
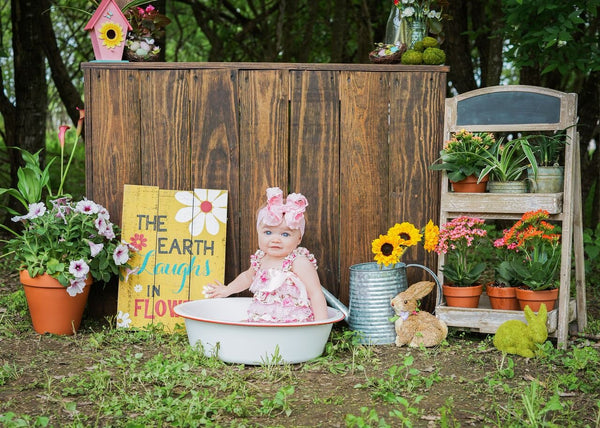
top-left (174, 298), bottom-right (345, 365)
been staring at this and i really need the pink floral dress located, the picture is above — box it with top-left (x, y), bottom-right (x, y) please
top-left (247, 247), bottom-right (317, 323)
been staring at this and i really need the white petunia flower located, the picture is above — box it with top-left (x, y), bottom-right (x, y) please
top-left (69, 259), bottom-right (90, 278)
top-left (67, 278), bottom-right (87, 296)
top-left (174, 189), bottom-right (227, 236)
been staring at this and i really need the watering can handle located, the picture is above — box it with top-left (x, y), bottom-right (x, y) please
top-left (321, 287), bottom-right (349, 318)
top-left (405, 263), bottom-right (443, 306)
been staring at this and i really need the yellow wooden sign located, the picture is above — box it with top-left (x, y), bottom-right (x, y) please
top-left (116, 185), bottom-right (228, 330)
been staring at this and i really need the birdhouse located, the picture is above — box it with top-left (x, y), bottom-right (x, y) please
top-left (84, 0), bottom-right (132, 61)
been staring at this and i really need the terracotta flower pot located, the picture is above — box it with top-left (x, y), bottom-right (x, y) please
top-left (450, 174), bottom-right (488, 193)
top-left (515, 287), bottom-right (558, 312)
top-left (485, 283), bottom-right (520, 310)
top-left (442, 283), bottom-right (483, 308)
top-left (20, 271), bottom-right (92, 335)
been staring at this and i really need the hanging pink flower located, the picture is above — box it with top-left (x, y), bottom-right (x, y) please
top-left (58, 125), bottom-right (70, 148)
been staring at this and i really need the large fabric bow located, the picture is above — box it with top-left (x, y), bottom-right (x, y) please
top-left (256, 187), bottom-right (308, 234)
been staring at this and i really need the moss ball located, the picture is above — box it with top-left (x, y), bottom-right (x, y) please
top-left (413, 41), bottom-right (425, 52)
top-left (422, 37), bottom-right (439, 48)
top-left (401, 50), bottom-right (423, 65)
top-left (422, 47), bottom-right (446, 65)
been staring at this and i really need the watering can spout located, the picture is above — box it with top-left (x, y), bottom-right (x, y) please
top-left (322, 287), bottom-right (349, 318)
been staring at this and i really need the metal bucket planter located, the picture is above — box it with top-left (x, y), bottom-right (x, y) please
top-left (323, 262), bottom-right (441, 345)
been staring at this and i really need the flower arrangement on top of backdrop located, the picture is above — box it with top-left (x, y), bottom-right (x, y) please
top-left (372, 220), bottom-right (439, 267)
top-left (0, 110), bottom-right (135, 296)
top-left (393, 0), bottom-right (444, 27)
top-left (124, 4), bottom-right (171, 61)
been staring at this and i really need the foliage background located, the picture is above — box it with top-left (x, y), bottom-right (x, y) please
top-left (0, 0), bottom-right (599, 227)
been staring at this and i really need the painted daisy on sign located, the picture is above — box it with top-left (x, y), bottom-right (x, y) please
top-left (174, 189), bottom-right (228, 236)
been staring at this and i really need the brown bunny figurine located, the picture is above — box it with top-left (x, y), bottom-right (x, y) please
top-left (391, 281), bottom-right (448, 347)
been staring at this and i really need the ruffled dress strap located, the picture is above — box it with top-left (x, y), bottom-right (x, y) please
top-left (250, 249), bottom-right (265, 272)
top-left (281, 247), bottom-right (318, 272)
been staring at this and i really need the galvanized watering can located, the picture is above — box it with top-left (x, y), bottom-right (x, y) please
top-left (322, 262), bottom-right (442, 345)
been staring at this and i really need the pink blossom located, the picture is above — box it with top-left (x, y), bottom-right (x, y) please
top-left (69, 259), bottom-right (90, 278)
top-left (88, 241), bottom-right (104, 257)
top-left (113, 244), bottom-right (130, 265)
top-left (75, 199), bottom-right (99, 215)
top-left (67, 278), bottom-right (87, 296)
top-left (58, 125), bottom-right (70, 148)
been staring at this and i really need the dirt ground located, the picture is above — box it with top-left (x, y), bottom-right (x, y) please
top-left (1, 267), bottom-right (599, 427)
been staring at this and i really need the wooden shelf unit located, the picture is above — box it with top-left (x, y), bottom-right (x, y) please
top-left (435, 85), bottom-right (587, 347)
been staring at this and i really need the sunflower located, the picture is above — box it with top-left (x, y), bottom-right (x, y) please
top-left (387, 222), bottom-right (422, 248)
top-left (423, 220), bottom-right (439, 252)
top-left (372, 234), bottom-right (403, 266)
top-left (98, 22), bottom-right (125, 49)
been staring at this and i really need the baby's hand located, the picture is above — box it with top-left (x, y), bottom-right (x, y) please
top-left (203, 281), bottom-right (229, 299)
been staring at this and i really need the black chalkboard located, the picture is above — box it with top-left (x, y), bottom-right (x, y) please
top-left (456, 92), bottom-right (561, 125)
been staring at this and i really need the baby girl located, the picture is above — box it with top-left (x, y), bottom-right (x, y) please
top-left (203, 187), bottom-right (328, 322)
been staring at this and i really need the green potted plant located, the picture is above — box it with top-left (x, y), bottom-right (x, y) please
top-left (429, 129), bottom-right (495, 192)
top-left (0, 115), bottom-right (135, 335)
top-left (526, 133), bottom-right (568, 193)
top-left (485, 261), bottom-right (521, 310)
top-left (493, 209), bottom-right (560, 311)
top-left (433, 216), bottom-right (488, 307)
top-left (476, 136), bottom-right (538, 193)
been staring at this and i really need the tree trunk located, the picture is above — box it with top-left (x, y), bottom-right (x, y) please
top-left (445, 0), bottom-right (478, 93)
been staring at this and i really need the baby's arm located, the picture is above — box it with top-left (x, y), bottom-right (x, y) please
top-left (292, 256), bottom-right (328, 321)
top-left (204, 267), bottom-right (254, 298)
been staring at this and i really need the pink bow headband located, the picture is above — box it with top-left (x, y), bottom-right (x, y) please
top-left (256, 187), bottom-right (308, 236)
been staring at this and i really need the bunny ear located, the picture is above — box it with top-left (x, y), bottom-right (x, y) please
top-left (406, 281), bottom-right (434, 300)
top-left (537, 303), bottom-right (548, 322)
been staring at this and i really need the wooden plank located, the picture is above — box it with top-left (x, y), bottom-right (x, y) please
top-left (436, 296), bottom-right (578, 335)
top-left (84, 68), bottom-right (141, 223)
top-left (389, 72), bottom-right (445, 298)
top-left (339, 71), bottom-right (390, 305)
top-left (140, 70), bottom-right (190, 190)
top-left (83, 61), bottom-right (450, 73)
top-left (238, 70), bottom-right (289, 275)
top-left (189, 69), bottom-right (241, 284)
top-left (289, 70), bottom-right (340, 296)
top-left (441, 193), bottom-right (564, 215)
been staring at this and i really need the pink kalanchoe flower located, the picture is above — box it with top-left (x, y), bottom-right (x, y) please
top-left (69, 259), bottom-right (90, 278)
top-left (113, 244), bottom-right (130, 266)
top-left (58, 125), bottom-right (70, 148)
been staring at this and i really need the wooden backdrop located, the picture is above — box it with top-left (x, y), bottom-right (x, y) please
top-left (82, 62), bottom-right (448, 305)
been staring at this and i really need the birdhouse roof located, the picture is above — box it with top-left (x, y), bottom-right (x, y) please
top-left (84, 0), bottom-right (132, 31)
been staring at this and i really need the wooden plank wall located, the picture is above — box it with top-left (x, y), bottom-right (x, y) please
top-left (83, 63), bottom-right (448, 305)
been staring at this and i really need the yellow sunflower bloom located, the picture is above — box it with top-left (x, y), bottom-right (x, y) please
top-left (423, 220), bottom-right (440, 252)
top-left (387, 222), bottom-right (422, 248)
top-left (372, 234), bottom-right (403, 266)
top-left (98, 22), bottom-right (125, 49)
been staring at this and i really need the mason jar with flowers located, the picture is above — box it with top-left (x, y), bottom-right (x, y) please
top-left (0, 113), bottom-right (135, 335)
top-left (434, 216), bottom-right (488, 308)
top-left (429, 130), bottom-right (495, 193)
top-left (493, 209), bottom-right (561, 311)
top-left (385, 0), bottom-right (444, 48)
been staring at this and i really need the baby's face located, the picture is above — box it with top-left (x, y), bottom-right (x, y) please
top-left (257, 221), bottom-right (302, 259)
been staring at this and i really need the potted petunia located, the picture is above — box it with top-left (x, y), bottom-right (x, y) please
top-left (0, 112), bottom-right (135, 335)
top-left (434, 216), bottom-right (488, 308)
top-left (493, 209), bottom-right (561, 311)
top-left (429, 129), bottom-right (495, 193)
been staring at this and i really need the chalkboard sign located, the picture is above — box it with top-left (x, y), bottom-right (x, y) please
top-left (456, 92), bottom-right (561, 126)
top-left (116, 185), bottom-right (228, 331)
